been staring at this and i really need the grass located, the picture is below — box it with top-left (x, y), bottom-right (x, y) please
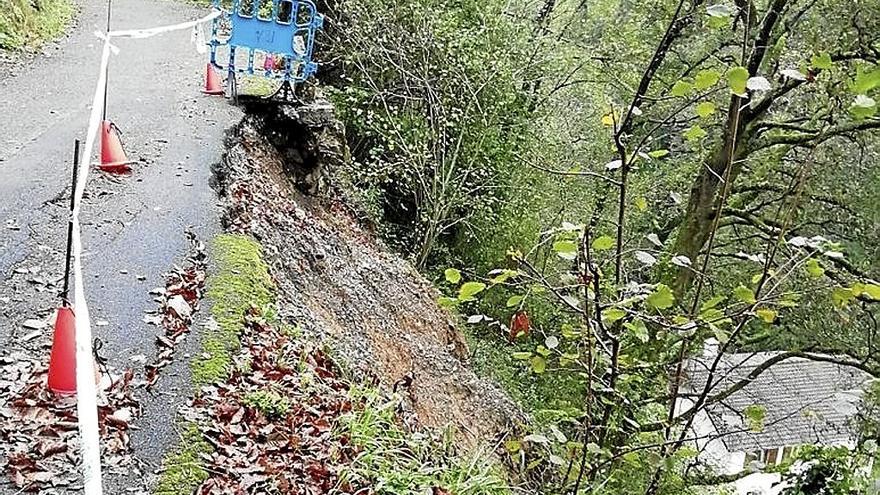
top-left (337, 386), bottom-right (512, 495)
top-left (192, 234), bottom-right (275, 385)
top-left (153, 424), bottom-right (212, 495)
top-left (464, 328), bottom-right (584, 426)
top-left (0, 0), bottom-right (73, 50)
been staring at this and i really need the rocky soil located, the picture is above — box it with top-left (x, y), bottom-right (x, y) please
top-left (213, 96), bottom-right (524, 451)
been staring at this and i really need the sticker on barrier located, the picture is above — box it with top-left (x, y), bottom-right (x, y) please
top-left (209, 0), bottom-right (324, 100)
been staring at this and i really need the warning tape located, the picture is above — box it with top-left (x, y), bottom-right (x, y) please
top-left (108, 10), bottom-right (220, 39)
top-left (72, 10), bottom-right (220, 495)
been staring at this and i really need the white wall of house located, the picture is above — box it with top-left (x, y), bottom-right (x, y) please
top-left (682, 399), bottom-right (785, 494)
top-left (688, 406), bottom-right (741, 474)
top-left (734, 473), bottom-right (785, 495)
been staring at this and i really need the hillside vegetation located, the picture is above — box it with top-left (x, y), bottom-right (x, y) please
top-left (316, 0), bottom-right (880, 493)
top-left (0, 0), bottom-right (72, 50)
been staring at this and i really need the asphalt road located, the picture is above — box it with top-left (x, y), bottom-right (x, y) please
top-left (0, 0), bottom-right (241, 491)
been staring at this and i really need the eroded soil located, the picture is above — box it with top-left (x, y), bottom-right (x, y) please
top-left (213, 99), bottom-right (524, 452)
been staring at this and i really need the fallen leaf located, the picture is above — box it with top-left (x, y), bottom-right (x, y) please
top-left (509, 311), bottom-right (530, 341)
top-left (167, 295), bottom-right (192, 319)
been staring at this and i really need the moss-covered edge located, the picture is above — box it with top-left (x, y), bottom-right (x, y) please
top-left (154, 234), bottom-right (513, 493)
top-left (153, 234), bottom-right (274, 494)
top-left (152, 425), bottom-right (212, 495)
top-left (193, 234), bottom-right (274, 385)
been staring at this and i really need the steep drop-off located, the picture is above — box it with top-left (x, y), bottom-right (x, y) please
top-left (212, 97), bottom-right (524, 451)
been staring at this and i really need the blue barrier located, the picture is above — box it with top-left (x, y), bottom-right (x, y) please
top-left (209, 0), bottom-right (324, 98)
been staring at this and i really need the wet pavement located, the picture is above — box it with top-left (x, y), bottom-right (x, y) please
top-left (0, 0), bottom-right (241, 491)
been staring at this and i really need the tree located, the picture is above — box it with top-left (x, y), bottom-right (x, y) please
top-left (322, 0), bottom-right (532, 268)
top-left (437, 0), bottom-right (880, 494)
top-left (669, 0), bottom-right (880, 296)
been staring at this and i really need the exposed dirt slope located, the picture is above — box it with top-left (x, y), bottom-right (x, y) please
top-left (212, 98), bottom-right (523, 450)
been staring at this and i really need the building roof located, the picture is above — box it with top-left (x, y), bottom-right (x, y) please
top-left (684, 350), bottom-right (873, 452)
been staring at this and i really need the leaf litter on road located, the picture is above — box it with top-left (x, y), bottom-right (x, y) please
top-left (184, 304), bottom-right (469, 494)
top-left (0, 352), bottom-right (141, 492)
top-left (0, 230), bottom-right (208, 492)
top-left (144, 230), bottom-right (207, 389)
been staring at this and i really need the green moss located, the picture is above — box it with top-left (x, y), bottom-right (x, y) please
top-left (240, 76), bottom-right (280, 97)
top-left (0, 0), bottom-right (74, 50)
top-left (192, 234), bottom-right (275, 385)
top-left (153, 424), bottom-right (212, 495)
top-left (154, 235), bottom-right (274, 494)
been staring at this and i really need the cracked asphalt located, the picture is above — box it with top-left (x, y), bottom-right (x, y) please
top-left (0, 0), bottom-right (241, 491)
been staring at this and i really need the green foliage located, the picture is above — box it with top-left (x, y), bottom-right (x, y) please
top-left (805, 259), bottom-right (825, 278)
top-left (329, 0), bottom-right (533, 268)
top-left (683, 124), bottom-right (708, 142)
top-left (458, 281), bottom-right (487, 301)
top-left (465, 324), bottom-right (584, 423)
top-left (743, 404), bottom-right (767, 432)
top-left (592, 235), bottom-right (615, 251)
top-left (694, 70), bottom-right (721, 90)
top-left (810, 52), bottom-right (834, 70)
top-left (333, 0), bottom-right (880, 493)
top-left (851, 94), bottom-right (878, 120)
top-left (780, 446), bottom-right (873, 494)
top-left (444, 268), bottom-right (462, 284)
top-left (671, 80), bottom-right (693, 97)
top-left (852, 66), bottom-right (880, 93)
top-left (733, 285), bottom-right (757, 305)
top-left (0, 0), bottom-right (72, 49)
top-left (755, 308), bottom-right (777, 324)
top-left (242, 389), bottom-right (291, 418)
top-left (695, 101), bottom-right (717, 118)
top-left (647, 284), bottom-right (675, 311)
top-left (336, 387), bottom-right (511, 494)
top-left (727, 66), bottom-right (750, 95)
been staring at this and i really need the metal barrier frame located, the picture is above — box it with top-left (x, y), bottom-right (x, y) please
top-left (209, 0), bottom-right (324, 98)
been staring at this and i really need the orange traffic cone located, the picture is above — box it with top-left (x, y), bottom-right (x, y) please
top-left (98, 120), bottom-right (132, 173)
top-left (202, 63), bottom-right (224, 95)
top-left (47, 306), bottom-right (77, 394)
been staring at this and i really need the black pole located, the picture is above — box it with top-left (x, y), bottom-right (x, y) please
top-left (102, 0), bottom-right (112, 121)
top-left (61, 140), bottom-right (80, 306)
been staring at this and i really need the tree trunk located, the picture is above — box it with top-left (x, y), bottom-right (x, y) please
top-left (671, 97), bottom-right (749, 297)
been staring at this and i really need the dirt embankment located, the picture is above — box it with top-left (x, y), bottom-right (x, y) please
top-left (211, 97), bottom-right (524, 450)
